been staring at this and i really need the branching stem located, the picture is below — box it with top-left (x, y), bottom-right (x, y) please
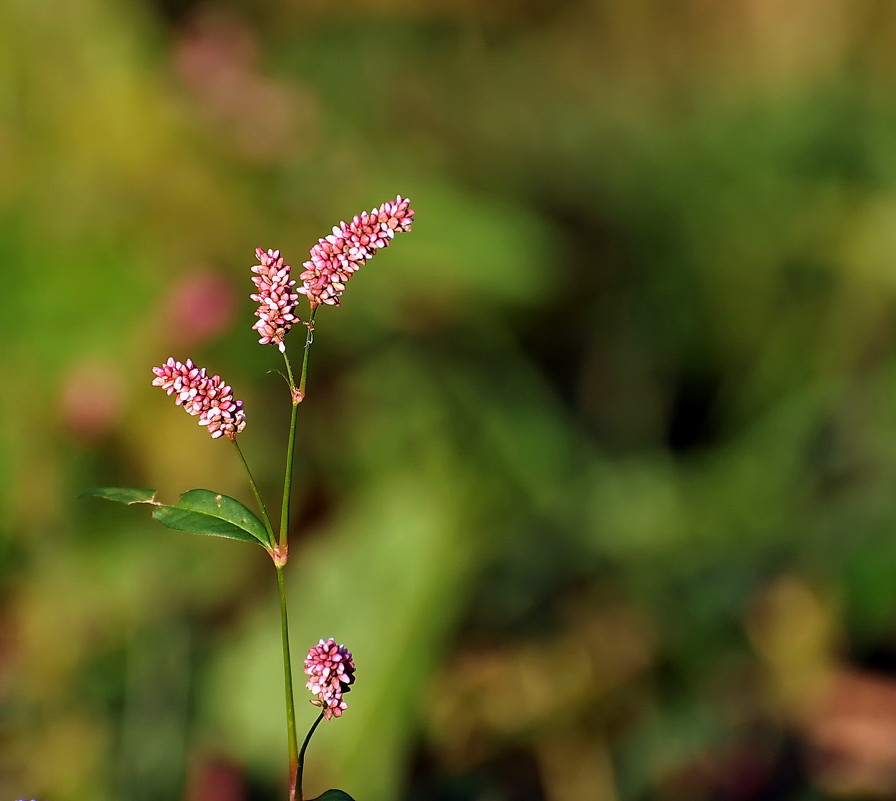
top-left (278, 313), bottom-right (316, 549)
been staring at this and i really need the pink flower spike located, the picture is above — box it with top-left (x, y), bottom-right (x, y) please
top-left (250, 248), bottom-right (300, 351)
top-left (151, 358), bottom-right (246, 440)
top-left (303, 638), bottom-right (356, 720)
top-left (298, 195), bottom-right (414, 310)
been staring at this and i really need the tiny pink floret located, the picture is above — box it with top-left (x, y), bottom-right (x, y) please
top-left (299, 195), bottom-right (414, 309)
top-left (250, 248), bottom-right (300, 351)
top-left (303, 638), bottom-right (356, 720)
top-left (152, 357), bottom-right (246, 440)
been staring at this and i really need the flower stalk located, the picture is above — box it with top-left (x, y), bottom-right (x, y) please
top-left (298, 712), bottom-right (325, 801)
top-left (232, 438), bottom-right (276, 548)
top-left (138, 197), bottom-right (413, 800)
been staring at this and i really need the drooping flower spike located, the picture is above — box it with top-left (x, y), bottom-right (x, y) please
top-left (303, 638), bottom-right (356, 720)
top-left (151, 357), bottom-right (246, 440)
top-left (299, 195), bottom-right (414, 309)
top-left (250, 248), bottom-right (300, 352)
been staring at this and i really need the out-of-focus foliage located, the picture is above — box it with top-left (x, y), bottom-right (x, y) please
top-left (4, 0), bottom-right (896, 799)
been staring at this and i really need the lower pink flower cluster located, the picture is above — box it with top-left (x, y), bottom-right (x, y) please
top-left (304, 638), bottom-right (356, 720)
top-left (151, 358), bottom-right (246, 440)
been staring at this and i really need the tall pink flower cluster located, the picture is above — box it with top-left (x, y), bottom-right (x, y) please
top-left (304, 638), bottom-right (356, 720)
top-left (299, 195), bottom-right (414, 309)
top-left (151, 358), bottom-right (246, 440)
top-left (250, 248), bottom-right (299, 351)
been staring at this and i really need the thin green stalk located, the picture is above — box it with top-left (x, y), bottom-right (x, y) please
top-left (279, 384), bottom-right (298, 549)
top-left (232, 438), bottom-right (276, 547)
top-left (283, 348), bottom-right (297, 392)
top-left (278, 315), bottom-right (316, 549)
top-left (277, 565), bottom-right (300, 801)
top-left (298, 711), bottom-right (325, 801)
top-left (298, 309), bottom-right (317, 397)
top-left (276, 311), bottom-right (317, 799)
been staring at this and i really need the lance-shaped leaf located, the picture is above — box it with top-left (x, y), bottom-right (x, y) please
top-left (308, 792), bottom-right (357, 801)
top-left (152, 489), bottom-right (270, 546)
top-left (81, 486), bottom-right (270, 547)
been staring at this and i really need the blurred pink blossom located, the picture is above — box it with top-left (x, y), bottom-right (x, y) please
top-left (60, 360), bottom-right (124, 441)
top-left (173, 8), bottom-right (315, 163)
top-left (161, 271), bottom-right (236, 349)
top-left (185, 752), bottom-right (246, 801)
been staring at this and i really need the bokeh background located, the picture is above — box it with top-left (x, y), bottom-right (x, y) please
top-left (4, 1), bottom-right (896, 799)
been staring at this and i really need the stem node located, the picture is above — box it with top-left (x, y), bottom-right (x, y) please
top-left (272, 543), bottom-right (289, 567)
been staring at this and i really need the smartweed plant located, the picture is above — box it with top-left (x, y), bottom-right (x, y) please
top-left (83, 197), bottom-right (415, 801)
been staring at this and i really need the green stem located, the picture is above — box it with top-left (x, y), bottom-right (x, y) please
top-left (278, 315), bottom-right (316, 549)
top-left (277, 565), bottom-right (300, 801)
top-left (276, 312), bottom-right (318, 799)
top-left (298, 711), bottom-right (326, 801)
top-left (279, 399), bottom-right (298, 550)
top-left (299, 309), bottom-right (317, 397)
top-left (283, 347), bottom-right (297, 392)
top-left (232, 439), bottom-right (276, 548)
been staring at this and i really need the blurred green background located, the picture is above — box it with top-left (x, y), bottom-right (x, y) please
top-left (4, 1), bottom-right (896, 799)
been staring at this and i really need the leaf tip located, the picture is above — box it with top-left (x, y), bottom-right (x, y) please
top-left (79, 487), bottom-right (159, 505)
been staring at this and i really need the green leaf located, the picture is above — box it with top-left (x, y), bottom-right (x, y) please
top-left (79, 487), bottom-right (158, 504)
top-left (308, 792), bottom-right (357, 801)
top-left (81, 486), bottom-right (269, 548)
top-left (151, 489), bottom-right (269, 547)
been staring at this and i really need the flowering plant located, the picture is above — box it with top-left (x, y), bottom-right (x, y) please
top-left (82, 196), bottom-right (414, 801)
